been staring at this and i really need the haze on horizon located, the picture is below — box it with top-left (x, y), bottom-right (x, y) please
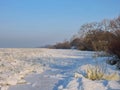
top-left (0, 0), bottom-right (120, 48)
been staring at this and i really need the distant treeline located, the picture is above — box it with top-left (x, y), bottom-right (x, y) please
top-left (48, 16), bottom-right (120, 59)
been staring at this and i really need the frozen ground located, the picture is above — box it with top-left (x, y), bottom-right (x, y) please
top-left (0, 48), bottom-right (120, 90)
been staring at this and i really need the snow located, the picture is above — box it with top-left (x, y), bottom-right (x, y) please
top-left (0, 48), bottom-right (120, 90)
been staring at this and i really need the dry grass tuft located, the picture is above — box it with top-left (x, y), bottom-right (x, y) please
top-left (85, 64), bottom-right (120, 81)
top-left (86, 64), bottom-right (105, 80)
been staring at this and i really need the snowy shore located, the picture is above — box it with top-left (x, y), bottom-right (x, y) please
top-left (0, 48), bottom-right (120, 90)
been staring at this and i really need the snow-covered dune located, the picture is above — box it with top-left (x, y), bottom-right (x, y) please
top-left (0, 48), bottom-right (120, 90)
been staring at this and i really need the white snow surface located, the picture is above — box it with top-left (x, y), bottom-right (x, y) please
top-left (0, 48), bottom-right (120, 90)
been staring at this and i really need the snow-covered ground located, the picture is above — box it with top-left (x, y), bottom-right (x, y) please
top-left (0, 48), bottom-right (120, 90)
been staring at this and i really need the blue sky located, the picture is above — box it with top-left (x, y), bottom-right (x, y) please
top-left (0, 0), bottom-right (120, 47)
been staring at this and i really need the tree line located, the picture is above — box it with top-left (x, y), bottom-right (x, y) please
top-left (49, 16), bottom-right (120, 62)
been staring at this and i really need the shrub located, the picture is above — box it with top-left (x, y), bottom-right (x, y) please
top-left (70, 30), bottom-right (114, 51)
top-left (70, 38), bottom-right (89, 50)
top-left (85, 64), bottom-right (120, 81)
top-left (85, 53), bottom-right (120, 80)
top-left (108, 30), bottom-right (120, 69)
top-left (53, 41), bottom-right (71, 49)
top-left (83, 30), bottom-right (114, 51)
top-left (108, 30), bottom-right (120, 59)
top-left (86, 64), bottom-right (105, 80)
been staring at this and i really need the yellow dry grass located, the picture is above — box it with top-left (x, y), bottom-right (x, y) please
top-left (86, 64), bottom-right (120, 81)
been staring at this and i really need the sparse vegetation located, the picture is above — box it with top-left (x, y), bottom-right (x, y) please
top-left (84, 52), bottom-right (120, 80)
top-left (86, 64), bottom-right (105, 80)
top-left (85, 63), bottom-right (120, 81)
